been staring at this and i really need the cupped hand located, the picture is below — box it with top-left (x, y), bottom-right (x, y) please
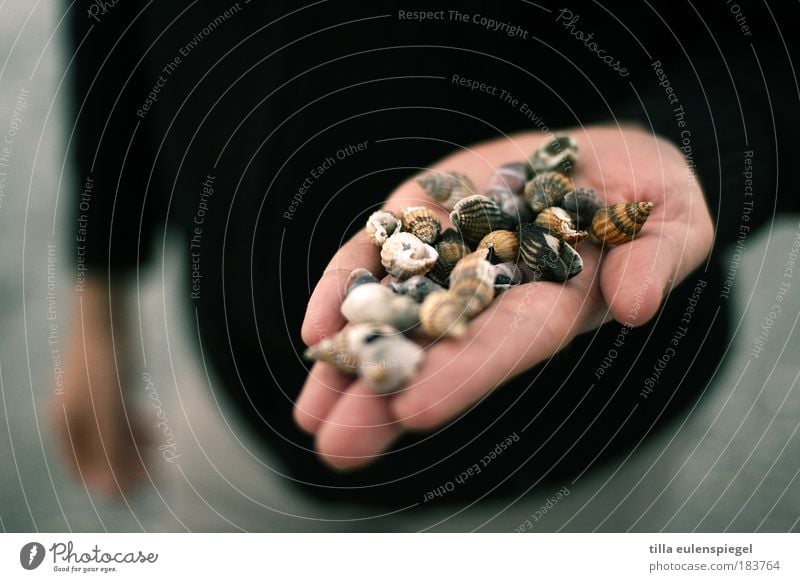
top-left (296, 125), bottom-right (713, 470)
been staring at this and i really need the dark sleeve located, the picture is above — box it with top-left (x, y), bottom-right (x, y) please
top-left (68, 2), bottom-right (164, 275)
top-left (614, 5), bottom-right (799, 249)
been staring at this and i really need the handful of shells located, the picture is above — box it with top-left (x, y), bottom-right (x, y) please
top-left (304, 134), bottom-right (654, 394)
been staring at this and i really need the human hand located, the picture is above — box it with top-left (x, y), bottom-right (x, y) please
top-left (52, 279), bottom-right (149, 498)
top-left (296, 125), bottom-right (713, 470)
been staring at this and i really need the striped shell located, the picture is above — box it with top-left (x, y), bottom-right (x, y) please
top-left (380, 232), bottom-right (438, 279)
top-left (534, 207), bottom-right (588, 246)
top-left (419, 290), bottom-right (469, 340)
top-left (524, 171), bottom-right (573, 213)
top-left (417, 171), bottom-right (475, 211)
top-left (529, 134), bottom-right (578, 175)
top-left (561, 187), bottom-right (601, 230)
top-left (428, 229), bottom-right (470, 287)
top-left (477, 229), bottom-right (520, 263)
top-left (450, 195), bottom-right (516, 246)
top-left (365, 210), bottom-right (401, 247)
top-left (448, 251), bottom-right (496, 318)
top-left (400, 206), bottom-right (441, 245)
top-left (590, 201), bottom-right (654, 245)
top-left (517, 223), bottom-right (584, 281)
top-left (486, 161), bottom-right (529, 195)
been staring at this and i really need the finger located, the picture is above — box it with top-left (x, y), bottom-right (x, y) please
top-left (600, 206), bottom-right (712, 325)
top-left (392, 247), bottom-right (605, 430)
top-left (301, 230), bottom-right (384, 346)
top-left (314, 382), bottom-right (402, 471)
top-left (294, 362), bottom-right (353, 434)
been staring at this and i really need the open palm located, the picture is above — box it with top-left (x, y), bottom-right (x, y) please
top-left (296, 125), bottom-right (713, 470)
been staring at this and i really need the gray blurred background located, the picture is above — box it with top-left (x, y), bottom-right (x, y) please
top-left (0, 1), bottom-right (798, 532)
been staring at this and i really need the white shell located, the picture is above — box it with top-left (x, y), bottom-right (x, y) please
top-left (366, 210), bottom-right (401, 247)
top-left (340, 282), bottom-right (420, 331)
top-left (358, 333), bottom-right (424, 395)
top-left (380, 232), bottom-right (438, 279)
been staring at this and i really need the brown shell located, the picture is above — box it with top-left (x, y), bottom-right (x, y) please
top-left (477, 230), bottom-right (520, 263)
top-left (416, 171), bottom-right (475, 211)
top-left (590, 201), bottom-right (654, 245)
top-left (419, 290), bottom-right (468, 339)
top-left (450, 195), bottom-right (516, 246)
top-left (529, 134), bottom-right (578, 175)
top-left (303, 329), bottom-right (358, 373)
top-left (524, 171), bottom-right (573, 213)
top-left (400, 206), bottom-right (441, 245)
top-left (448, 252), bottom-right (496, 318)
top-left (517, 222), bottom-right (584, 281)
top-left (428, 228), bottom-right (470, 287)
top-left (485, 187), bottom-right (534, 224)
top-left (486, 161), bottom-right (529, 195)
top-left (534, 207), bottom-right (588, 246)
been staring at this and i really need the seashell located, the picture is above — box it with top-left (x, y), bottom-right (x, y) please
top-left (561, 187), bottom-right (601, 230)
top-left (477, 230), bottom-right (520, 263)
top-left (485, 187), bottom-right (534, 225)
top-left (534, 207), bottom-right (588, 246)
top-left (366, 210), bottom-right (401, 247)
top-left (400, 206), bottom-right (441, 245)
top-left (523, 171), bottom-right (574, 213)
top-left (357, 330), bottom-right (424, 395)
top-left (346, 268), bottom-right (380, 294)
top-left (390, 275), bottom-right (444, 303)
top-left (304, 324), bottom-right (425, 394)
top-left (417, 171), bottom-right (475, 211)
top-left (419, 290), bottom-right (469, 340)
top-left (427, 229), bottom-right (470, 287)
top-left (486, 162), bottom-right (529, 195)
top-left (529, 134), bottom-right (578, 175)
top-left (380, 232), bottom-right (439, 279)
top-left (590, 201), bottom-right (654, 245)
top-left (517, 223), bottom-right (584, 281)
top-left (341, 282), bottom-right (420, 331)
top-left (448, 251), bottom-right (496, 318)
top-left (493, 262), bottom-right (524, 292)
top-left (303, 326), bottom-right (365, 373)
top-left (450, 195), bottom-right (516, 246)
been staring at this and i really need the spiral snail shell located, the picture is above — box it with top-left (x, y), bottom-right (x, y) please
top-left (517, 222), bottom-right (584, 281)
top-left (486, 161), bottom-right (529, 195)
top-left (524, 171), bottom-right (574, 213)
top-left (448, 251), bottom-right (496, 318)
top-left (380, 232), bottom-right (439, 279)
top-left (419, 290), bottom-right (469, 340)
top-left (477, 229), bottom-right (520, 263)
top-left (590, 201), bottom-right (654, 245)
top-left (450, 195), bottom-right (516, 247)
top-left (365, 210), bottom-right (401, 247)
top-left (340, 281), bottom-right (420, 332)
top-left (427, 228), bottom-right (470, 287)
top-left (417, 171), bottom-right (475, 211)
top-left (534, 207), bottom-right (588, 246)
top-left (529, 134), bottom-right (578, 175)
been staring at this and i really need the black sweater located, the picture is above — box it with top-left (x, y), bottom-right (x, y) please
top-left (68, 1), bottom-right (799, 506)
